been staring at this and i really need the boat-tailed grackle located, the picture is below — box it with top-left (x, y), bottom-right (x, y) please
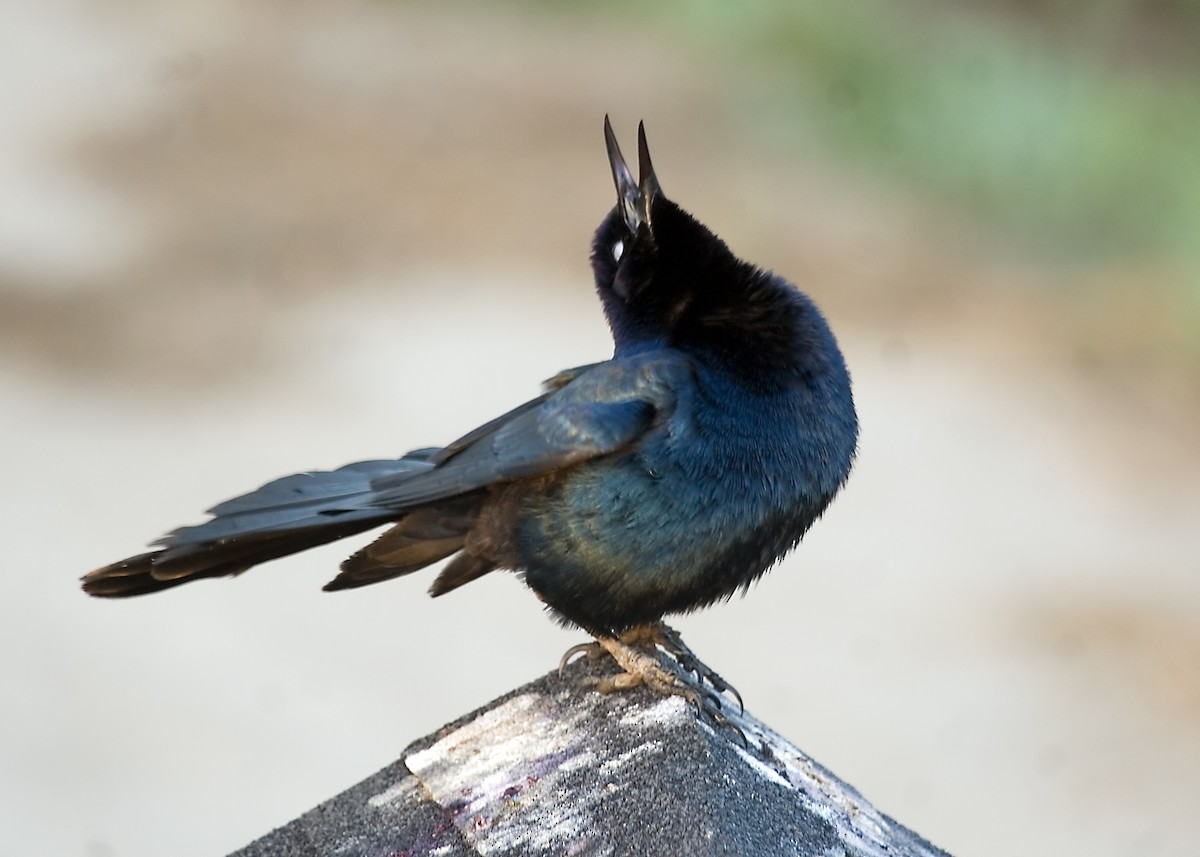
top-left (84, 118), bottom-right (859, 707)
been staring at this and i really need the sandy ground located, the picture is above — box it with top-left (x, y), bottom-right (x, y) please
top-left (2, 3), bottom-right (1198, 856)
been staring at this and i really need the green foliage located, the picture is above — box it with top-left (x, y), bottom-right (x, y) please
top-left (705, 3), bottom-right (1200, 260)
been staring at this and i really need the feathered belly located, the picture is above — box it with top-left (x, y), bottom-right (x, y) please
top-left (513, 454), bottom-right (817, 635)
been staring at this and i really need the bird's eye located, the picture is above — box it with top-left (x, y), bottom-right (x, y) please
top-left (612, 240), bottom-right (624, 262)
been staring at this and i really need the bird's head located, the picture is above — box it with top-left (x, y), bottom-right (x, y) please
top-left (592, 118), bottom-right (824, 389)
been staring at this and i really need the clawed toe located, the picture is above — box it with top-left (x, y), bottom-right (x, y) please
top-left (583, 670), bottom-right (650, 694)
top-left (651, 624), bottom-right (744, 712)
top-left (558, 621), bottom-right (747, 741)
top-left (558, 641), bottom-right (605, 675)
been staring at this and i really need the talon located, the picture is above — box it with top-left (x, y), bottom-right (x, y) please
top-left (703, 708), bottom-right (750, 747)
top-left (564, 622), bottom-right (747, 741)
top-left (558, 641), bottom-right (603, 675)
top-left (650, 622), bottom-right (744, 712)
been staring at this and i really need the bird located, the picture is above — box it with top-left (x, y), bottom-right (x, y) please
top-left (83, 117), bottom-right (858, 705)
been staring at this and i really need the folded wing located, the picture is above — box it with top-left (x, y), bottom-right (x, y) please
top-left (82, 353), bottom-right (686, 598)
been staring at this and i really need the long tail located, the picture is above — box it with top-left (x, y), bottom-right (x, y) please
top-left (82, 455), bottom-right (474, 597)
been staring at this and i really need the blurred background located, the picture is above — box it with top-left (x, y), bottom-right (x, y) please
top-left (3, 1), bottom-right (1198, 855)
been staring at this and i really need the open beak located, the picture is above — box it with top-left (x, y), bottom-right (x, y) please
top-left (604, 115), bottom-right (661, 234)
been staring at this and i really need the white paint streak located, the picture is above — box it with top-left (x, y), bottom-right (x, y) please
top-left (367, 780), bottom-right (411, 809)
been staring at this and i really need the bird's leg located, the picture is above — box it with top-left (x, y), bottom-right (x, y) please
top-left (560, 625), bottom-right (696, 699)
top-left (559, 622), bottom-right (744, 730)
top-left (590, 630), bottom-right (696, 698)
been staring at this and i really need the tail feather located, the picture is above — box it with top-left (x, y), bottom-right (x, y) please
top-left (158, 459), bottom-right (435, 549)
top-left (82, 518), bottom-right (391, 597)
top-left (429, 553), bottom-right (497, 596)
top-left (81, 455), bottom-right (456, 598)
top-left (323, 497), bottom-right (484, 591)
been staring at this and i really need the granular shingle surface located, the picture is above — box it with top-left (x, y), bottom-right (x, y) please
top-left (233, 659), bottom-right (953, 857)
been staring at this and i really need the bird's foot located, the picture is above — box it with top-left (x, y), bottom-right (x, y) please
top-left (559, 622), bottom-right (745, 737)
top-left (649, 623), bottom-right (744, 712)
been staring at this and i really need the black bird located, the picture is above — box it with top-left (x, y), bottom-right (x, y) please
top-left (84, 118), bottom-right (858, 701)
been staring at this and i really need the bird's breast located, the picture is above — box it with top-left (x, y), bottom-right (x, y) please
top-left (513, 376), bottom-right (842, 634)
